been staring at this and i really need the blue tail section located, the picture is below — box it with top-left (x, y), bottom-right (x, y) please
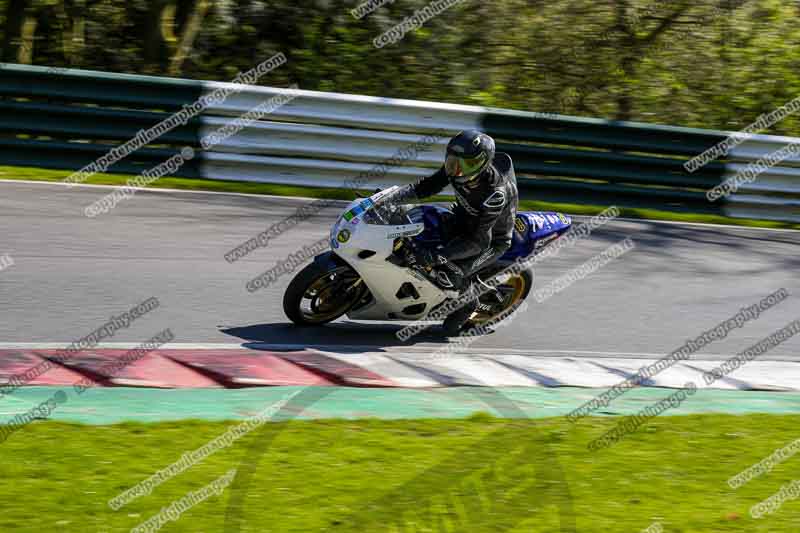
top-left (410, 206), bottom-right (572, 261)
top-left (501, 211), bottom-right (572, 261)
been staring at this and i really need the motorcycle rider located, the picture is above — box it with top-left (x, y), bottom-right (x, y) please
top-left (409, 130), bottom-right (519, 293)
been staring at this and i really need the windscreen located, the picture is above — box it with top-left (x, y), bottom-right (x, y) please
top-left (361, 186), bottom-right (417, 226)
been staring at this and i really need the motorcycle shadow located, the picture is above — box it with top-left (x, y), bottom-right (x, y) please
top-left (220, 321), bottom-right (478, 351)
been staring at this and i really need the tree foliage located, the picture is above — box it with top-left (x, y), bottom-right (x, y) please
top-left (1, 0), bottom-right (799, 134)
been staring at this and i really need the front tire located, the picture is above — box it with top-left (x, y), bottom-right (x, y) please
top-left (283, 260), bottom-right (367, 326)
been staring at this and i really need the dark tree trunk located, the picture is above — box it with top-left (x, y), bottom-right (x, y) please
top-left (614, 0), bottom-right (634, 121)
top-left (142, 0), bottom-right (169, 71)
top-left (2, 0), bottom-right (29, 62)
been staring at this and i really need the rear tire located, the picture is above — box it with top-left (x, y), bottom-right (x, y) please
top-left (442, 299), bottom-right (478, 337)
top-left (283, 260), bottom-right (367, 326)
top-left (446, 269), bottom-right (533, 336)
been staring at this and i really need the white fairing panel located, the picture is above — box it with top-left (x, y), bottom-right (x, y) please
top-left (328, 194), bottom-right (448, 321)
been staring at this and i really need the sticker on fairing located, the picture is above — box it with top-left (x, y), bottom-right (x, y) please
top-left (387, 228), bottom-right (422, 239)
top-left (343, 199), bottom-right (374, 221)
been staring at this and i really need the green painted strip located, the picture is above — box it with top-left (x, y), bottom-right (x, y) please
top-left (500, 141), bottom-right (727, 188)
top-left (481, 112), bottom-right (730, 213)
top-left (517, 177), bottom-right (722, 213)
top-left (0, 63), bottom-right (205, 177)
top-left (0, 101), bottom-right (200, 145)
top-left (0, 139), bottom-right (202, 178)
top-left (0, 63), bottom-right (204, 109)
top-left (2, 386), bottom-right (798, 425)
top-left (480, 110), bottom-right (732, 156)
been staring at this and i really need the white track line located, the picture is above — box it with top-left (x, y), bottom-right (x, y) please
top-left (0, 178), bottom-right (349, 205)
top-left (0, 342), bottom-right (795, 361)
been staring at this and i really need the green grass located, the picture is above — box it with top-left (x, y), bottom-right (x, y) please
top-left (1, 414), bottom-right (799, 532)
top-left (2, 164), bottom-right (799, 230)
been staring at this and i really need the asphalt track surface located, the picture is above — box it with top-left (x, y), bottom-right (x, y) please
top-left (1, 180), bottom-right (799, 362)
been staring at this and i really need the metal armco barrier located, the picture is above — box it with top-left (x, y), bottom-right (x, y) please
top-left (0, 63), bottom-right (798, 222)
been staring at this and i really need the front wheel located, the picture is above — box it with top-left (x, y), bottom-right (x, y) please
top-left (283, 260), bottom-right (367, 325)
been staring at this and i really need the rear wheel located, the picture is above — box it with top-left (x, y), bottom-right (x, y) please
top-left (444, 269), bottom-right (533, 336)
top-left (283, 260), bottom-right (367, 325)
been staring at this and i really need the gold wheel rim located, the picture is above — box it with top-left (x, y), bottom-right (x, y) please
top-left (468, 274), bottom-right (527, 326)
top-left (300, 268), bottom-right (362, 323)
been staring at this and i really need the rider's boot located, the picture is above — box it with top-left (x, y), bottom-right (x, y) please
top-left (424, 256), bottom-right (466, 298)
top-left (441, 296), bottom-right (478, 336)
top-left (441, 269), bottom-right (513, 335)
top-left (439, 271), bottom-right (495, 336)
top-left (432, 269), bottom-right (464, 297)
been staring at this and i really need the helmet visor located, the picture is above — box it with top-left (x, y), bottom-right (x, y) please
top-left (445, 153), bottom-right (488, 183)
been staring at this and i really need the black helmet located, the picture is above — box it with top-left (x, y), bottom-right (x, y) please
top-left (444, 130), bottom-right (495, 186)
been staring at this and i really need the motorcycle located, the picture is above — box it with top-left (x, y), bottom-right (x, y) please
top-left (283, 185), bottom-right (571, 336)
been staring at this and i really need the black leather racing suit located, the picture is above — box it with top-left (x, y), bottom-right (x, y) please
top-left (412, 152), bottom-right (519, 280)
